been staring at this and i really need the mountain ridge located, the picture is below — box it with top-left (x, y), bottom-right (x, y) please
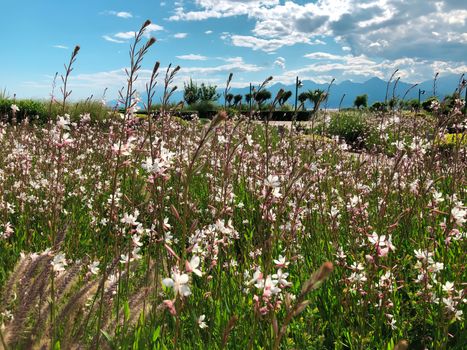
top-left (110, 74), bottom-right (466, 109)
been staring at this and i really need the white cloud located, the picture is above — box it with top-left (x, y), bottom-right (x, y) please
top-left (229, 35), bottom-right (304, 52)
top-left (205, 30), bottom-right (213, 34)
top-left (174, 32), bottom-right (188, 39)
top-left (274, 57), bottom-right (286, 69)
top-left (104, 23), bottom-right (164, 43)
top-left (112, 11), bottom-right (133, 19)
top-left (147, 23), bottom-right (164, 32)
top-left (102, 35), bottom-right (125, 44)
top-left (169, 0), bottom-right (467, 63)
top-left (277, 52), bottom-right (466, 84)
top-left (169, 0), bottom-right (280, 21)
top-left (49, 57), bottom-right (264, 97)
top-left (53, 45), bottom-right (68, 49)
top-left (176, 54), bottom-right (209, 60)
top-left (114, 31), bottom-right (136, 40)
top-left (304, 52), bottom-right (346, 60)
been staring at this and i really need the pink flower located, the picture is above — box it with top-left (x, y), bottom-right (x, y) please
top-left (163, 299), bottom-right (177, 315)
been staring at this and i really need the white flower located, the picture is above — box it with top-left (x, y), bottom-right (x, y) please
top-left (442, 281), bottom-right (454, 294)
top-left (350, 262), bottom-right (365, 271)
top-left (186, 255), bottom-right (202, 277)
top-left (428, 262), bottom-right (444, 273)
top-left (120, 253), bottom-right (134, 264)
top-left (1, 222), bottom-right (14, 239)
top-left (121, 209), bottom-right (139, 226)
top-left (246, 268), bottom-right (262, 286)
top-left (51, 252), bottom-right (67, 272)
top-left (451, 206), bottom-right (466, 226)
top-left (197, 314), bottom-right (208, 329)
top-left (433, 191), bottom-right (444, 204)
top-left (162, 270), bottom-right (191, 297)
top-left (56, 115), bottom-right (71, 130)
top-left (264, 174), bottom-right (280, 188)
top-left (273, 255), bottom-right (289, 268)
top-left (11, 104), bottom-right (20, 113)
top-left (349, 271), bottom-right (367, 283)
top-left (132, 234), bottom-right (143, 247)
top-left (414, 249), bottom-right (432, 261)
top-left (218, 135), bottom-right (227, 144)
top-left (89, 261), bottom-right (100, 275)
top-left (263, 276), bottom-right (281, 297)
top-left (272, 269), bottom-right (291, 287)
top-left (442, 297), bottom-right (456, 312)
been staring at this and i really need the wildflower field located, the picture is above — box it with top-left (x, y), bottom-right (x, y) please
top-left (0, 22), bottom-right (466, 350)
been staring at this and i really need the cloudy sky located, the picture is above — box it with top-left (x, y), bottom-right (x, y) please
top-left (1, 0), bottom-right (466, 99)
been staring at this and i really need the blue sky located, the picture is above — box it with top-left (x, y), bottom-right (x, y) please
top-left (1, 0), bottom-right (466, 99)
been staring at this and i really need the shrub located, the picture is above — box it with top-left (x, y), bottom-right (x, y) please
top-left (192, 100), bottom-right (218, 118)
top-left (0, 98), bottom-right (48, 123)
top-left (354, 94), bottom-right (368, 109)
top-left (435, 133), bottom-right (467, 150)
top-left (326, 111), bottom-right (369, 147)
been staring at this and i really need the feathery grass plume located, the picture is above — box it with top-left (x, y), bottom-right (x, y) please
top-left (224, 72), bottom-right (234, 109)
top-left (161, 64), bottom-right (181, 115)
top-left (1, 253), bottom-right (32, 305)
top-left (2, 252), bottom-right (52, 348)
top-left (60, 45), bottom-right (80, 114)
top-left (0, 250), bottom-right (158, 349)
top-left (272, 262), bottom-right (333, 350)
top-left (323, 77), bottom-right (335, 112)
top-left (394, 340), bottom-right (409, 350)
top-left (221, 314), bottom-right (238, 348)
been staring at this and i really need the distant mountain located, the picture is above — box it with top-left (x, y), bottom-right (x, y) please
top-left (222, 75), bottom-right (463, 109)
top-left (110, 74), bottom-right (465, 109)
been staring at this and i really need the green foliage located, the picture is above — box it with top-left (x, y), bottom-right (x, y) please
top-left (407, 98), bottom-right (420, 110)
top-left (327, 111), bottom-right (369, 146)
top-left (435, 133), bottom-right (467, 150)
top-left (233, 94), bottom-right (242, 106)
top-left (354, 94), bottom-right (368, 109)
top-left (370, 101), bottom-right (387, 111)
top-left (0, 98), bottom-right (47, 122)
top-left (422, 96), bottom-right (438, 112)
top-left (225, 93), bottom-right (234, 107)
top-left (198, 83), bottom-right (219, 102)
top-left (0, 114), bottom-right (465, 349)
top-left (191, 100), bottom-right (218, 118)
top-left (307, 89), bottom-right (327, 113)
top-left (254, 89), bottom-right (272, 106)
top-left (278, 90), bottom-right (292, 106)
top-left (298, 92), bottom-right (308, 105)
top-left (183, 79), bottom-right (200, 105)
top-left (184, 80), bottom-right (219, 106)
top-left (0, 98), bottom-right (110, 123)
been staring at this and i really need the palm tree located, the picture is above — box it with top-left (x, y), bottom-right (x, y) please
top-left (225, 93), bottom-right (234, 107)
top-left (233, 94), bottom-right (242, 107)
top-left (307, 89), bottom-right (327, 114)
top-left (279, 90), bottom-right (292, 107)
top-left (254, 90), bottom-right (272, 108)
top-left (298, 92), bottom-right (309, 110)
top-left (245, 93), bottom-right (252, 104)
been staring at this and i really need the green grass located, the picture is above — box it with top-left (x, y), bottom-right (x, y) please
top-left (0, 112), bottom-right (464, 349)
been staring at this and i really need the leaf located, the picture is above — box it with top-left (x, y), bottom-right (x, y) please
top-left (124, 300), bottom-right (130, 322)
top-left (100, 329), bottom-right (113, 344)
top-left (152, 326), bottom-right (161, 342)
